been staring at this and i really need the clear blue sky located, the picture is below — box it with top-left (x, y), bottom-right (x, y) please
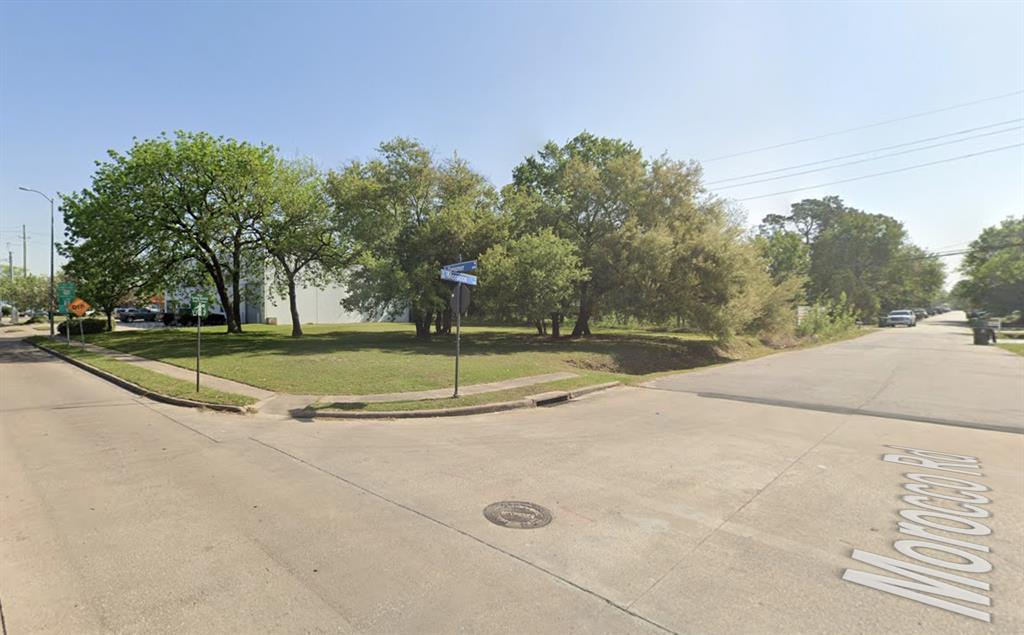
top-left (2, 1), bottom-right (1021, 283)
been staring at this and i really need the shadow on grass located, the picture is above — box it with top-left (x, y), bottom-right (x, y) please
top-left (90, 326), bottom-right (730, 377)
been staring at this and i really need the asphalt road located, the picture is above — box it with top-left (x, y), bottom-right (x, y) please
top-left (2, 313), bottom-right (1022, 634)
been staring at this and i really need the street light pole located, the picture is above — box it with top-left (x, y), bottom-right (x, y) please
top-left (18, 187), bottom-right (55, 337)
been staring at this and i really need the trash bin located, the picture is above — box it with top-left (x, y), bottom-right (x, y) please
top-left (971, 317), bottom-right (1000, 345)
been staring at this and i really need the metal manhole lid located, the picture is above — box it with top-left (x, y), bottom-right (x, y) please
top-left (483, 501), bottom-right (552, 529)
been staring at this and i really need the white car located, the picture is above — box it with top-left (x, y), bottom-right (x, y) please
top-left (885, 309), bottom-right (916, 327)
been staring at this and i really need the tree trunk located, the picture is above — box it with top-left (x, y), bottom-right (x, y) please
top-left (287, 275), bottom-right (302, 337)
top-left (534, 320), bottom-right (547, 336)
top-left (434, 312), bottom-right (443, 334)
top-left (105, 309), bottom-right (113, 332)
top-left (571, 302), bottom-right (592, 338)
top-left (550, 312), bottom-right (561, 338)
top-left (229, 265), bottom-right (243, 334)
top-left (211, 276), bottom-right (237, 334)
top-left (414, 308), bottom-right (433, 339)
top-left (442, 307), bottom-right (452, 334)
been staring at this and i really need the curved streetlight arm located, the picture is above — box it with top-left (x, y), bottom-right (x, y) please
top-left (18, 186), bottom-right (54, 204)
top-left (17, 186), bottom-right (56, 336)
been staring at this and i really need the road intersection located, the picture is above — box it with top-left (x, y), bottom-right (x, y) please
top-left (2, 314), bottom-right (1021, 634)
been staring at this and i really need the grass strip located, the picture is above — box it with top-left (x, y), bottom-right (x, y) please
top-left (996, 343), bottom-right (1024, 357)
top-left (32, 338), bottom-right (257, 407)
top-left (315, 375), bottom-right (617, 412)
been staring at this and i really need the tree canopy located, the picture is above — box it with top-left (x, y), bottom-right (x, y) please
top-left (957, 216), bottom-right (1024, 315)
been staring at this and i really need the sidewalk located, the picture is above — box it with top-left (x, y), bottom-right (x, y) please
top-left (77, 342), bottom-right (275, 401)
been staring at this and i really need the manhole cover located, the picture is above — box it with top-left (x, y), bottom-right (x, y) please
top-left (483, 501), bottom-right (552, 529)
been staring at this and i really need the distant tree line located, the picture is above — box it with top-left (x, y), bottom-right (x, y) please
top-left (58, 131), bottom-right (948, 340)
top-left (755, 195), bottom-right (946, 320)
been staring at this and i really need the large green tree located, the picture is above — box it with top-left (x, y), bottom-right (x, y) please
top-left (60, 187), bottom-right (168, 330)
top-left (326, 138), bottom-right (500, 338)
top-left (82, 131), bottom-right (277, 333)
top-left (504, 133), bottom-right (646, 336)
top-left (761, 196), bottom-right (946, 319)
top-left (479, 229), bottom-right (588, 336)
top-left (958, 216), bottom-right (1024, 315)
top-left (257, 158), bottom-right (350, 337)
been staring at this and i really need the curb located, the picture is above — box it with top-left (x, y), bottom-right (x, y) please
top-left (309, 381), bottom-right (622, 420)
top-left (30, 341), bottom-right (250, 414)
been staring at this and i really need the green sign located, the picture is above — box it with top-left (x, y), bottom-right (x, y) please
top-left (190, 295), bottom-right (209, 318)
top-left (57, 282), bottom-right (76, 313)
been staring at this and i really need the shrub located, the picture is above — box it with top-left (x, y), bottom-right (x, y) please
top-left (796, 294), bottom-right (858, 339)
top-left (57, 318), bottom-right (109, 335)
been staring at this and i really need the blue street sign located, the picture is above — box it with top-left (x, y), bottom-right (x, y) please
top-left (440, 269), bottom-right (477, 286)
top-left (443, 259), bottom-right (478, 274)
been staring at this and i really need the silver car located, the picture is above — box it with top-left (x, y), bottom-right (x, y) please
top-left (885, 309), bottom-right (916, 327)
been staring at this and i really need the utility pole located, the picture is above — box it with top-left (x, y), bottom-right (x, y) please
top-left (7, 244), bottom-right (12, 282)
top-left (22, 225), bottom-right (27, 277)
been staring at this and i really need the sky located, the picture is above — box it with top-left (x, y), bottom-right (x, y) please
top-left (1, 1), bottom-right (1021, 284)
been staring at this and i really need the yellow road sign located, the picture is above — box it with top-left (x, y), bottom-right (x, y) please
top-left (69, 297), bottom-right (91, 317)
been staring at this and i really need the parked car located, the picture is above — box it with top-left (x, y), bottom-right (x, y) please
top-left (913, 308), bottom-right (929, 321)
top-left (119, 307), bottom-right (158, 322)
top-left (884, 309), bottom-right (916, 327)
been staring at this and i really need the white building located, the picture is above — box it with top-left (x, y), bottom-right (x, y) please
top-left (166, 272), bottom-right (406, 325)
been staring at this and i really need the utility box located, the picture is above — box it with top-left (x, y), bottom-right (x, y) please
top-left (265, 317), bottom-right (278, 325)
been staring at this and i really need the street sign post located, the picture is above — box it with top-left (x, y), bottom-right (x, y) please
top-left (191, 296), bottom-right (208, 392)
top-left (68, 297), bottom-right (89, 317)
top-left (440, 269), bottom-right (477, 286)
top-left (69, 298), bottom-right (90, 347)
top-left (441, 260), bottom-right (478, 398)
top-left (56, 282), bottom-right (75, 313)
top-left (443, 260), bottom-right (478, 274)
top-left (57, 282), bottom-right (76, 345)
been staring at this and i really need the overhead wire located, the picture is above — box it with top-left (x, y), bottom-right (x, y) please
top-left (714, 125), bottom-right (1023, 190)
top-left (736, 143), bottom-right (1024, 201)
top-left (706, 118), bottom-right (1024, 184)
top-left (702, 89), bottom-right (1023, 162)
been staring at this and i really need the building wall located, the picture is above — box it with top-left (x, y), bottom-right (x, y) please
top-left (263, 282), bottom-right (368, 325)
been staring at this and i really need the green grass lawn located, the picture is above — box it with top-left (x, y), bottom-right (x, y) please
top-left (33, 339), bottom-right (257, 407)
top-left (81, 322), bottom-right (751, 395)
top-left (996, 343), bottom-right (1024, 356)
top-left (78, 322), bottom-right (874, 399)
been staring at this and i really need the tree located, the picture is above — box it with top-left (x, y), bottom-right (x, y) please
top-left (958, 216), bottom-right (1024, 315)
top-left (257, 158), bottom-right (349, 337)
top-left (753, 229), bottom-right (810, 284)
top-left (479, 230), bottom-right (588, 336)
top-left (808, 209), bottom-right (907, 318)
top-left (89, 131), bottom-right (276, 333)
top-left (60, 187), bottom-right (168, 331)
top-left (763, 197), bottom-right (945, 319)
top-left (326, 138), bottom-right (500, 338)
top-left (505, 132), bottom-right (646, 336)
top-left (0, 273), bottom-right (49, 318)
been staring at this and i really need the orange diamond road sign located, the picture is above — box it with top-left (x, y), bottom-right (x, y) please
top-left (69, 298), bottom-right (91, 317)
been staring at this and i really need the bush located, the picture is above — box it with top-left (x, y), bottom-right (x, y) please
top-left (57, 318), bottom-right (109, 335)
top-left (796, 295), bottom-right (858, 339)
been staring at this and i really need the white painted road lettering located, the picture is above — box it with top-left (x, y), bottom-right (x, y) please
top-left (842, 445), bottom-right (996, 622)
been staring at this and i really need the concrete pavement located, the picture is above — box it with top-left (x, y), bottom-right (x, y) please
top-left (1, 314), bottom-right (1022, 634)
top-left (645, 312), bottom-right (1024, 433)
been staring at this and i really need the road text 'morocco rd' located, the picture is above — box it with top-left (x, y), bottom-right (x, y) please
top-left (842, 445), bottom-right (995, 622)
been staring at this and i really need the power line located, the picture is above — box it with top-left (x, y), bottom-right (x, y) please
top-left (703, 89), bottom-right (1024, 163)
top-left (737, 143), bottom-right (1024, 201)
top-left (707, 118), bottom-right (1024, 184)
top-left (715, 125), bottom-right (1022, 190)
